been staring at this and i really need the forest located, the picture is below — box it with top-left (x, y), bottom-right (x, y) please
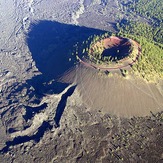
top-left (116, 0), bottom-right (163, 82)
top-left (121, 0), bottom-right (163, 43)
top-left (116, 29), bottom-right (163, 82)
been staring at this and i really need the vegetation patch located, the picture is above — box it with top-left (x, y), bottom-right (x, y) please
top-left (117, 20), bottom-right (163, 83)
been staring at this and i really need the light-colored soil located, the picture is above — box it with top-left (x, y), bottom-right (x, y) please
top-left (73, 64), bottom-right (163, 117)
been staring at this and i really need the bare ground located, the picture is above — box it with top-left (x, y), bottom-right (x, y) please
top-left (74, 64), bottom-right (163, 117)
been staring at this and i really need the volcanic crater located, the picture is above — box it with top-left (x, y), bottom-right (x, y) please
top-left (77, 36), bottom-right (141, 71)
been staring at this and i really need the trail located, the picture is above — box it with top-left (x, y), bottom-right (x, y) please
top-left (127, 79), bottom-right (154, 99)
top-left (71, 0), bottom-right (85, 25)
top-left (147, 84), bottom-right (163, 109)
top-left (22, 0), bottom-right (35, 31)
top-left (127, 77), bottom-right (163, 109)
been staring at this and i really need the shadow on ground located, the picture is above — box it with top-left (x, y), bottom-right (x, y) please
top-left (102, 43), bottom-right (131, 61)
top-left (27, 20), bottom-right (106, 95)
top-left (54, 85), bottom-right (76, 127)
top-left (0, 21), bottom-right (108, 150)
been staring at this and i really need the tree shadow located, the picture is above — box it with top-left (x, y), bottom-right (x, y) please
top-left (27, 20), bottom-right (106, 95)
